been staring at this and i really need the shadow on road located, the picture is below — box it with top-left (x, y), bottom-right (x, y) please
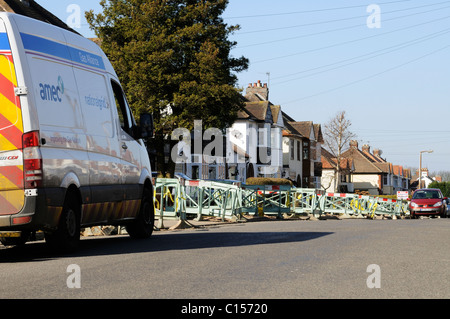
top-left (0, 229), bottom-right (333, 263)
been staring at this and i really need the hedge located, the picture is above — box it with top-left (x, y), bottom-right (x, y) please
top-left (246, 177), bottom-right (293, 186)
top-left (428, 181), bottom-right (450, 198)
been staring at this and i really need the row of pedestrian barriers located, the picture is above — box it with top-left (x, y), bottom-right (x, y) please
top-left (153, 178), bottom-right (410, 228)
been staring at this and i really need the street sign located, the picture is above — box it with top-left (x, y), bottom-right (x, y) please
top-left (397, 191), bottom-right (409, 200)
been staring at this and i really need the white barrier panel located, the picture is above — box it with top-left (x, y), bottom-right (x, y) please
top-left (154, 179), bottom-right (410, 224)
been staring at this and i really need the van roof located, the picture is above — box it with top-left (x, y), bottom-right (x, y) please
top-left (0, 0), bottom-right (78, 34)
top-left (0, 12), bottom-right (117, 77)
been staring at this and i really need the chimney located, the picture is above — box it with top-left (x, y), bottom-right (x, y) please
top-left (245, 80), bottom-right (269, 101)
top-left (349, 140), bottom-right (358, 149)
top-left (373, 149), bottom-right (382, 157)
top-left (362, 144), bottom-right (370, 153)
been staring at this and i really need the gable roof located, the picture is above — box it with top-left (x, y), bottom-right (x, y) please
top-left (342, 141), bottom-right (395, 174)
top-left (281, 112), bottom-right (319, 144)
top-left (288, 121), bottom-right (317, 142)
top-left (314, 124), bottom-right (324, 143)
top-left (374, 162), bottom-right (393, 174)
top-left (0, 0), bottom-right (80, 34)
top-left (321, 147), bottom-right (354, 171)
top-left (240, 101), bottom-right (273, 123)
top-left (282, 123), bottom-right (303, 139)
top-left (289, 121), bottom-right (312, 138)
top-left (270, 104), bottom-right (283, 126)
top-left (342, 146), bottom-right (384, 174)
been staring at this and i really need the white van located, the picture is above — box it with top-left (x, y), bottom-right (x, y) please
top-left (0, 13), bottom-right (155, 250)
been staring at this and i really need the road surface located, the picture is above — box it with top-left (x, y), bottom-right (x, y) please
top-left (1, 218), bottom-right (449, 301)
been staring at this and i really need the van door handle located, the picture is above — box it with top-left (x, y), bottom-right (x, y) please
top-left (122, 143), bottom-right (128, 150)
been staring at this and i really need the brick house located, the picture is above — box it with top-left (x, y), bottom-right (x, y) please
top-left (281, 112), bottom-right (323, 188)
top-left (341, 140), bottom-right (410, 195)
top-left (321, 147), bottom-right (355, 192)
top-left (227, 81), bottom-right (284, 181)
top-left (281, 112), bottom-right (308, 186)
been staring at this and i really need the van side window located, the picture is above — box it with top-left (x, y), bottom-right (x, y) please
top-left (111, 80), bottom-right (134, 135)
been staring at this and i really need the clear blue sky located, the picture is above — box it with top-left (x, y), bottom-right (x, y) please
top-left (37, 0), bottom-right (450, 173)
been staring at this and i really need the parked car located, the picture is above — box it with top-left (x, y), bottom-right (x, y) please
top-left (408, 188), bottom-right (447, 218)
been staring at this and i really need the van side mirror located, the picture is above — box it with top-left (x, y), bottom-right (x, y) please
top-left (139, 113), bottom-right (154, 139)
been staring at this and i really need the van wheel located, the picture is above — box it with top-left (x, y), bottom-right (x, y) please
top-left (126, 187), bottom-right (154, 239)
top-left (45, 194), bottom-right (81, 251)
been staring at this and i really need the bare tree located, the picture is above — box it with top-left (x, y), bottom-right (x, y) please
top-left (323, 111), bottom-right (356, 192)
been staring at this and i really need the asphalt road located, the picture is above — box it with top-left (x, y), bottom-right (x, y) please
top-left (1, 218), bottom-right (449, 300)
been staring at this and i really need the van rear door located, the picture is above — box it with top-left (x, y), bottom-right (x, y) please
top-left (0, 19), bottom-right (25, 215)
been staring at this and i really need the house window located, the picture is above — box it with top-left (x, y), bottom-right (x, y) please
top-left (303, 141), bottom-right (309, 160)
top-left (303, 176), bottom-right (309, 187)
top-left (192, 165), bottom-right (200, 180)
top-left (258, 125), bottom-right (270, 147)
top-left (297, 141), bottom-right (301, 161)
top-left (258, 128), bottom-right (265, 147)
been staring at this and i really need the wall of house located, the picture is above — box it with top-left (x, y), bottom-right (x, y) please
top-left (229, 120), bottom-right (258, 162)
top-left (311, 142), bottom-right (322, 189)
top-left (248, 122), bottom-right (259, 164)
top-left (229, 122), bottom-right (247, 151)
top-left (227, 121), bottom-right (251, 182)
top-left (230, 119), bottom-right (286, 180)
top-left (352, 174), bottom-right (380, 195)
top-left (321, 170), bottom-right (337, 191)
top-left (270, 126), bottom-right (282, 177)
top-left (282, 137), bottom-right (303, 184)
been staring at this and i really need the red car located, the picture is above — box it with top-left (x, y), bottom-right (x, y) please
top-left (409, 188), bottom-right (447, 218)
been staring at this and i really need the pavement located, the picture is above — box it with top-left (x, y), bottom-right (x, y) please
top-left (152, 213), bottom-right (409, 232)
top-left (152, 213), bottom-right (320, 232)
top-left (153, 215), bottom-right (261, 231)
top-left (80, 215), bottom-right (286, 237)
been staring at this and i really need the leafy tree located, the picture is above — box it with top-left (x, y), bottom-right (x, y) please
top-left (86, 0), bottom-right (248, 175)
top-left (428, 181), bottom-right (450, 197)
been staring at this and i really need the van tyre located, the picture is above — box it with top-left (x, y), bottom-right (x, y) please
top-left (45, 193), bottom-right (81, 251)
top-left (126, 187), bottom-right (154, 239)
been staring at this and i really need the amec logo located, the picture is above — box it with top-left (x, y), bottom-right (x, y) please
top-left (39, 76), bottom-right (64, 102)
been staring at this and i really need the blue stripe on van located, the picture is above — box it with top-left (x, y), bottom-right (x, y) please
top-left (20, 33), bottom-right (106, 70)
top-left (0, 33), bottom-right (10, 51)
